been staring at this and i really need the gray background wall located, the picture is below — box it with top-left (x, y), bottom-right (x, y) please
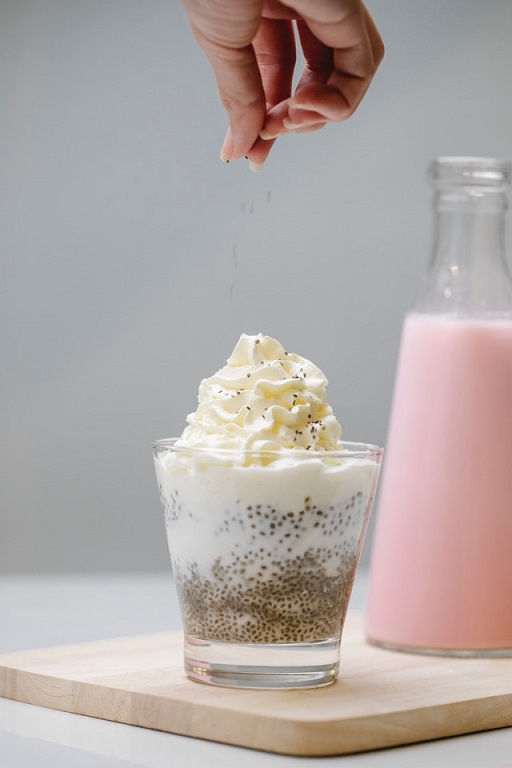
top-left (1, 0), bottom-right (511, 573)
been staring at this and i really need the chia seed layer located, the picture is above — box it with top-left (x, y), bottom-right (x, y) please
top-left (175, 549), bottom-right (357, 643)
top-left (159, 484), bottom-right (372, 644)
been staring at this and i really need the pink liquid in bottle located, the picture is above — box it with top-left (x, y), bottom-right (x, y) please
top-left (366, 314), bottom-right (512, 653)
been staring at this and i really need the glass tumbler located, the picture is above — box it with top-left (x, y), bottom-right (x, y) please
top-left (153, 439), bottom-right (382, 689)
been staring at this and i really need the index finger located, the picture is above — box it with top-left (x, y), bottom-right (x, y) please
top-left (183, 0), bottom-right (267, 159)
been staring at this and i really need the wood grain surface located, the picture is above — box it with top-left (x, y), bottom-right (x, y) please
top-left (1, 613), bottom-right (511, 756)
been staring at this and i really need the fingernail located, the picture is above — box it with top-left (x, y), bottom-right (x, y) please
top-left (283, 117), bottom-right (326, 133)
top-left (248, 161), bottom-right (264, 173)
top-left (259, 129), bottom-right (276, 141)
top-left (220, 141), bottom-right (232, 162)
top-left (220, 128), bottom-right (233, 162)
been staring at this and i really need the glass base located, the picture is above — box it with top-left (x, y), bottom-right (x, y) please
top-left (184, 634), bottom-right (340, 689)
top-left (367, 635), bottom-right (512, 658)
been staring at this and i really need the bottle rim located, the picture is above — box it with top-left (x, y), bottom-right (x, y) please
top-left (429, 156), bottom-right (511, 188)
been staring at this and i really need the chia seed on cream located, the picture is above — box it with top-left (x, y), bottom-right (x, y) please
top-left (175, 332), bottom-right (342, 456)
top-left (154, 334), bottom-right (380, 644)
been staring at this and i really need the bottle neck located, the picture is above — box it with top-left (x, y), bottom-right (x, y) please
top-left (414, 187), bottom-right (512, 316)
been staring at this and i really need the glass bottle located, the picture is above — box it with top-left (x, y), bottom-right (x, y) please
top-left (366, 156), bottom-right (512, 655)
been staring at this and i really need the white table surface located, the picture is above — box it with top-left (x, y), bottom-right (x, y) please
top-left (1, 571), bottom-right (511, 768)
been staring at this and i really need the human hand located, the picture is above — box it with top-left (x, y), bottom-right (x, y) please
top-left (182, 0), bottom-right (384, 170)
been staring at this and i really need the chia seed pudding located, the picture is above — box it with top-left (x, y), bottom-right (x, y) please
top-left (154, 449), bottom-right (379, 644)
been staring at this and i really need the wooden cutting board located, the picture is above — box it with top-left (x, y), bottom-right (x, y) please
top-left (1, 613), bottom-right (512, 757)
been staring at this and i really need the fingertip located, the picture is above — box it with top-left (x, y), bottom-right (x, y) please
top-left (245, 133), bottom-right (275, 169)
top-left (248, 161), bottom-right (265, 173)
top-left (259, 128), bottom-right (277, 141)
top-left (220, 127), bottom-right (234, 163)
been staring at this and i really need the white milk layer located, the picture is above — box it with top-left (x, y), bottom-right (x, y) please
top-left (155, 455), bottom-right (378, 579)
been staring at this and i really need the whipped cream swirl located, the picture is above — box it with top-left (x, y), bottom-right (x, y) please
top-left (176, 334), bottom-right (342, 456)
